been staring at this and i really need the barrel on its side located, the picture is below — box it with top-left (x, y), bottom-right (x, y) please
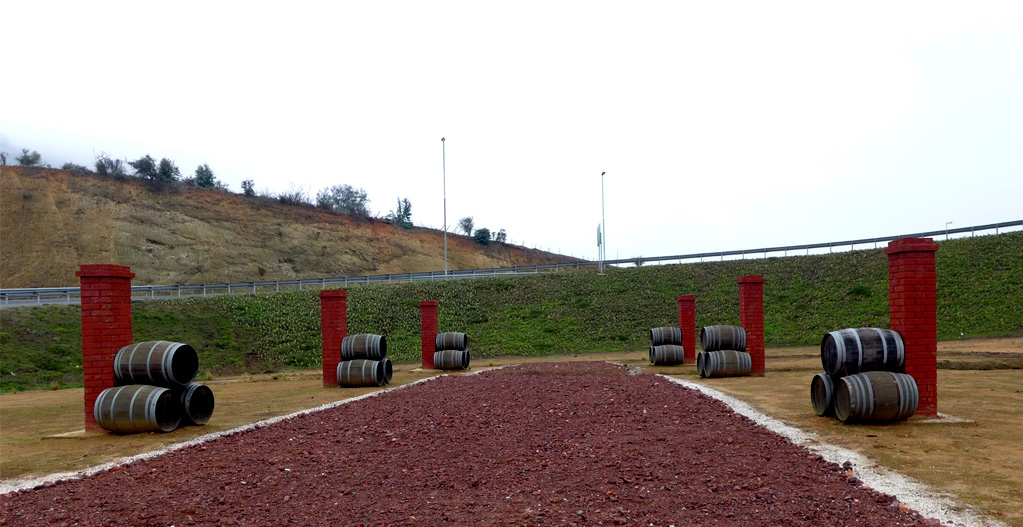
top-left (435, 332), bottom-right (468, 351)
top-left (821, 328), bottom-right (904, 376)
top-left (341, 334), bottom-right (387, 361)
top-left (649, 345), bottom-right (685, 366)
top-left (810, 373), bottom-right (838, 417)
top-left (835, 371), bottom-right (918, 423)
top-left (337, 360), bottom-right (386, 387)
top-left (434, 349), bottom-right (470, 370)
top-left (700, 326), bottom-right (746, 352)
top-left (176, 383), bottom-right (215, 426)
top-left (650, 327), bottom-right (683, 347)
top-left (114, 341), bottom-right (198, 387)
top-left (94, 385), bottom-right (181, 433)
top-left (697, 350), bottom-right (752, 378)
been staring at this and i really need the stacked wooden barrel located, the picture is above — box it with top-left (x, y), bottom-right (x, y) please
top-left (434, 332), bottom-right (470, 370)
top-left (697, 325), bottom-right (751, 377)
top-left (338, 334), bottom-right (392, 387)
top-left (94, 341), bottom-right (215, 433)
top-left (648, 327), bottom-right (685, 366)
top-left (811, 327), bottom-right (918, 423)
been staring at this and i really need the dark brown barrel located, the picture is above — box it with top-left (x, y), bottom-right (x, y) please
top-left (433, 349), bottom-right (470, 370)
top-left (650, 327), bottom-right (683, 346)
top-left (700, 325), bottom-right (746, 352)
top-left (810, 373), bottom-right (838, 417)
top-left (835, 371), bottom-right (918, 423)
top-left (340, 334), bottom-right (387, 361)
top-left (649, 345), bottom-right (685, 366)
top-left (94, 384), bottom-right (181, 433)
top-left (697, 350), bottom-right (752, 378)
top-left (381, 359), bottom-right (394, 385)
top-left (114, 341), bottom-right (198, 387)
top-left (821, 328), bottom-right (904, 376)
top-left (176, 383), bottom-right (215, 426)
top-left (337, 359), bottom-right (386, 387)
top-left (435, 332), bottom-right (468, 351)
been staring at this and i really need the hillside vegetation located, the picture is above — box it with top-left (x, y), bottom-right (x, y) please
top-left (0, 166), bottom-right (572, 288)
top-left (2, 231), bottom-right (1020, 392)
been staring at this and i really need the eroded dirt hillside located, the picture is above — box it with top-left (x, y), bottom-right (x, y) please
top-left (0, 167), bottom-right (575, 287)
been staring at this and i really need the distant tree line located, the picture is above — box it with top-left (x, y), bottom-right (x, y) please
top-left (4, 146), bottom-right (510, 241)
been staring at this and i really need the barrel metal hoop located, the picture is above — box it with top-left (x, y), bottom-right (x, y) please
top-left (94, 387), bottom-right (110, 425)
top-left (127, 386), bottom-right (147, 432)
top-left (829, 331), bottom-right (846, 372)
top-left (893, 331), bottom-right (906, 368)
top-left (107, 386), bottom-right (128, 432)
top-left (851, 329), bottom-right (864, 370)
top-left (127, 342), bottom-right (145, 383)
top-left (162, 341), bottom-right (179, 384)
top-left (145, 341), bottom-right (162, 384)
top-left (145, 387), bottom-right (163, 431)
top-left (874, 328), bottom-right (889, 367)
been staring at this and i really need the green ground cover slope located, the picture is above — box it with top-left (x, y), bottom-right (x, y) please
top-left (2, 231), bottom-right (1020, 392)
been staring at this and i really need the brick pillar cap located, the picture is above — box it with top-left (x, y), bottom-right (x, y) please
top-left (737, 275), bottom-right (765, 284)
top-left (677, 295), bottom-right (695, 302)
top-left (420, 300), bottom-right (439, 307)
top-left (76, 264), bottom-right (134, 278)
top-left (885, 237), bottom-right (939, 254)
top-left (319, 289), bottom-right (347, 298)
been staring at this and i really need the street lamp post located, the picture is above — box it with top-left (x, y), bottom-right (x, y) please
top-left (945, 221), bottom-right (953, 240)
top-left (442, 137), bottom-right (448, 276)
top-left (600, 171), bottom-right (606, 275)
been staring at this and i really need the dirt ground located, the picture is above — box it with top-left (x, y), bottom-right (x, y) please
top-left (1, 338), bottom-right (1020, 525)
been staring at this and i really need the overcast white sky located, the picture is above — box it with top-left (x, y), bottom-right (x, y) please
top-left (3, 1), bottom-right (1021, 262)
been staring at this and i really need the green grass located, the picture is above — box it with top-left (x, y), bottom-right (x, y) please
top-left (2, 231), bottom-right (1021, 392)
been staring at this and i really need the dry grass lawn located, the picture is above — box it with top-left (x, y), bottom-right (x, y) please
top-left (1, 339), bottom-right (1020, 525)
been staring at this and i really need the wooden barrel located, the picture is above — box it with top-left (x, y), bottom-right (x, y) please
top-left (341, 334), bottom-right (387, 361)
top-left (835, 371), bottom-right (918, 423)
top-left (650, 327), bottom-right (683, 346)
top-left (700, 325), bottom-right (746, 352)
top-left (381, 359), bottom-right (394, 385)
top-left (697, 350), bottom-right (752, 378)
top-left (649, 345), bottom-right (685, 366)
top-left (820, 328), bottom-right (904, 376)
top-left (433, 349), bottom-right (470, 370)
top-left (176, 383), bottom-right (215, 426)
top-left (435, 332), bottom-right (468, 351)
top-left (94, 384), bottom-right (181, 433)
top-left (337, 359), bottom-right (386, 387)
top-left (114, 341), bottom-right (198, 387)
top-left (810, 373), bottom-right (838, 417)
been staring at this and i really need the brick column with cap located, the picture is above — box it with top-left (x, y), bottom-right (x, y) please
top-left (77, 264), bottom-right (134, 431)
top-left (421, 301), bottom-right (439, 369)
top-left (738, 275), bottom-right (765, 376)
top-left (676, 295), bottom-right (696, 363)
top-left (886, 237), bottom-right (939, 417)
top-left (320, 290), bottom-right (348, 387)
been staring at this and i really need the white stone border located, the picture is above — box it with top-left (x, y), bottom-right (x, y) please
top-left (0, 376), bottom-right (443, 495)
top-left (660, 375), bottom-right (1005, 527)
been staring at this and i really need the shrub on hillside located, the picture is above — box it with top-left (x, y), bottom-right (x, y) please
top-left (315, 184), bottom-right (370, 218)
top-left (129, 155), bottom-right (158, 179)
top-left (458, 217), bottom-right (474, 235)
top-left (94, 153), bottom-right (126, 176)
top-left (278, 185), bottom-right (313, 207)
top-left (15, 149), bottom-right (42, 166)
top-left (473, 228), bottom-right (492, 245)
top-left (241, 180), bottom-right (255, 196)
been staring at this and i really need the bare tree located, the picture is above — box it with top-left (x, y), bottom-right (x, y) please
top-left (458, 216), bottom-right (474, 236)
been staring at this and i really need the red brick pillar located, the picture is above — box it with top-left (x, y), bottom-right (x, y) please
top-left (676, 295), bottom-right (696, 364)
top-left (421, 301), bottom-right (439, 369)
top-left (77, 264), bottom-right (134, 431)
top-left (320, 290), bottom-right (348, 387)
top-left (738, 275), bottom-right (765, 376)
top-left (886, 237), bottom-right (939, 417)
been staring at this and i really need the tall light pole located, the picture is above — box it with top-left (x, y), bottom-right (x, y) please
top-left (442, 137), bottom-right (448, 275)
top-left (945, 221), bottom-right (953, 240)
top-left (601, 171), bottom-right (606, 275)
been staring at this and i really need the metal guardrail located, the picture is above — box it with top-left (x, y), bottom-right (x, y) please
top-left (2, 220), bottom-right (1020, 306)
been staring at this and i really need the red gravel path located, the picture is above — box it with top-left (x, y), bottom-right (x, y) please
top-left (1, 362), bottom-right (935, 526)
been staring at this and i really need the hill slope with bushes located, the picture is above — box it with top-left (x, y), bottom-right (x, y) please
top-left (2, 230), bottom-right (1020, 392)
top-left (0, 166), bottom-right (573, 288)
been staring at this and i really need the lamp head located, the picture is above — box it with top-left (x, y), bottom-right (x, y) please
top-left (441, 137), bottom-right (445, 142)
top-left (601, 171), bottom-right (605, 176)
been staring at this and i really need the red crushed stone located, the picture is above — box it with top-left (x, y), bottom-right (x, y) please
top-left (0, 362), bottom-right (937, 526)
